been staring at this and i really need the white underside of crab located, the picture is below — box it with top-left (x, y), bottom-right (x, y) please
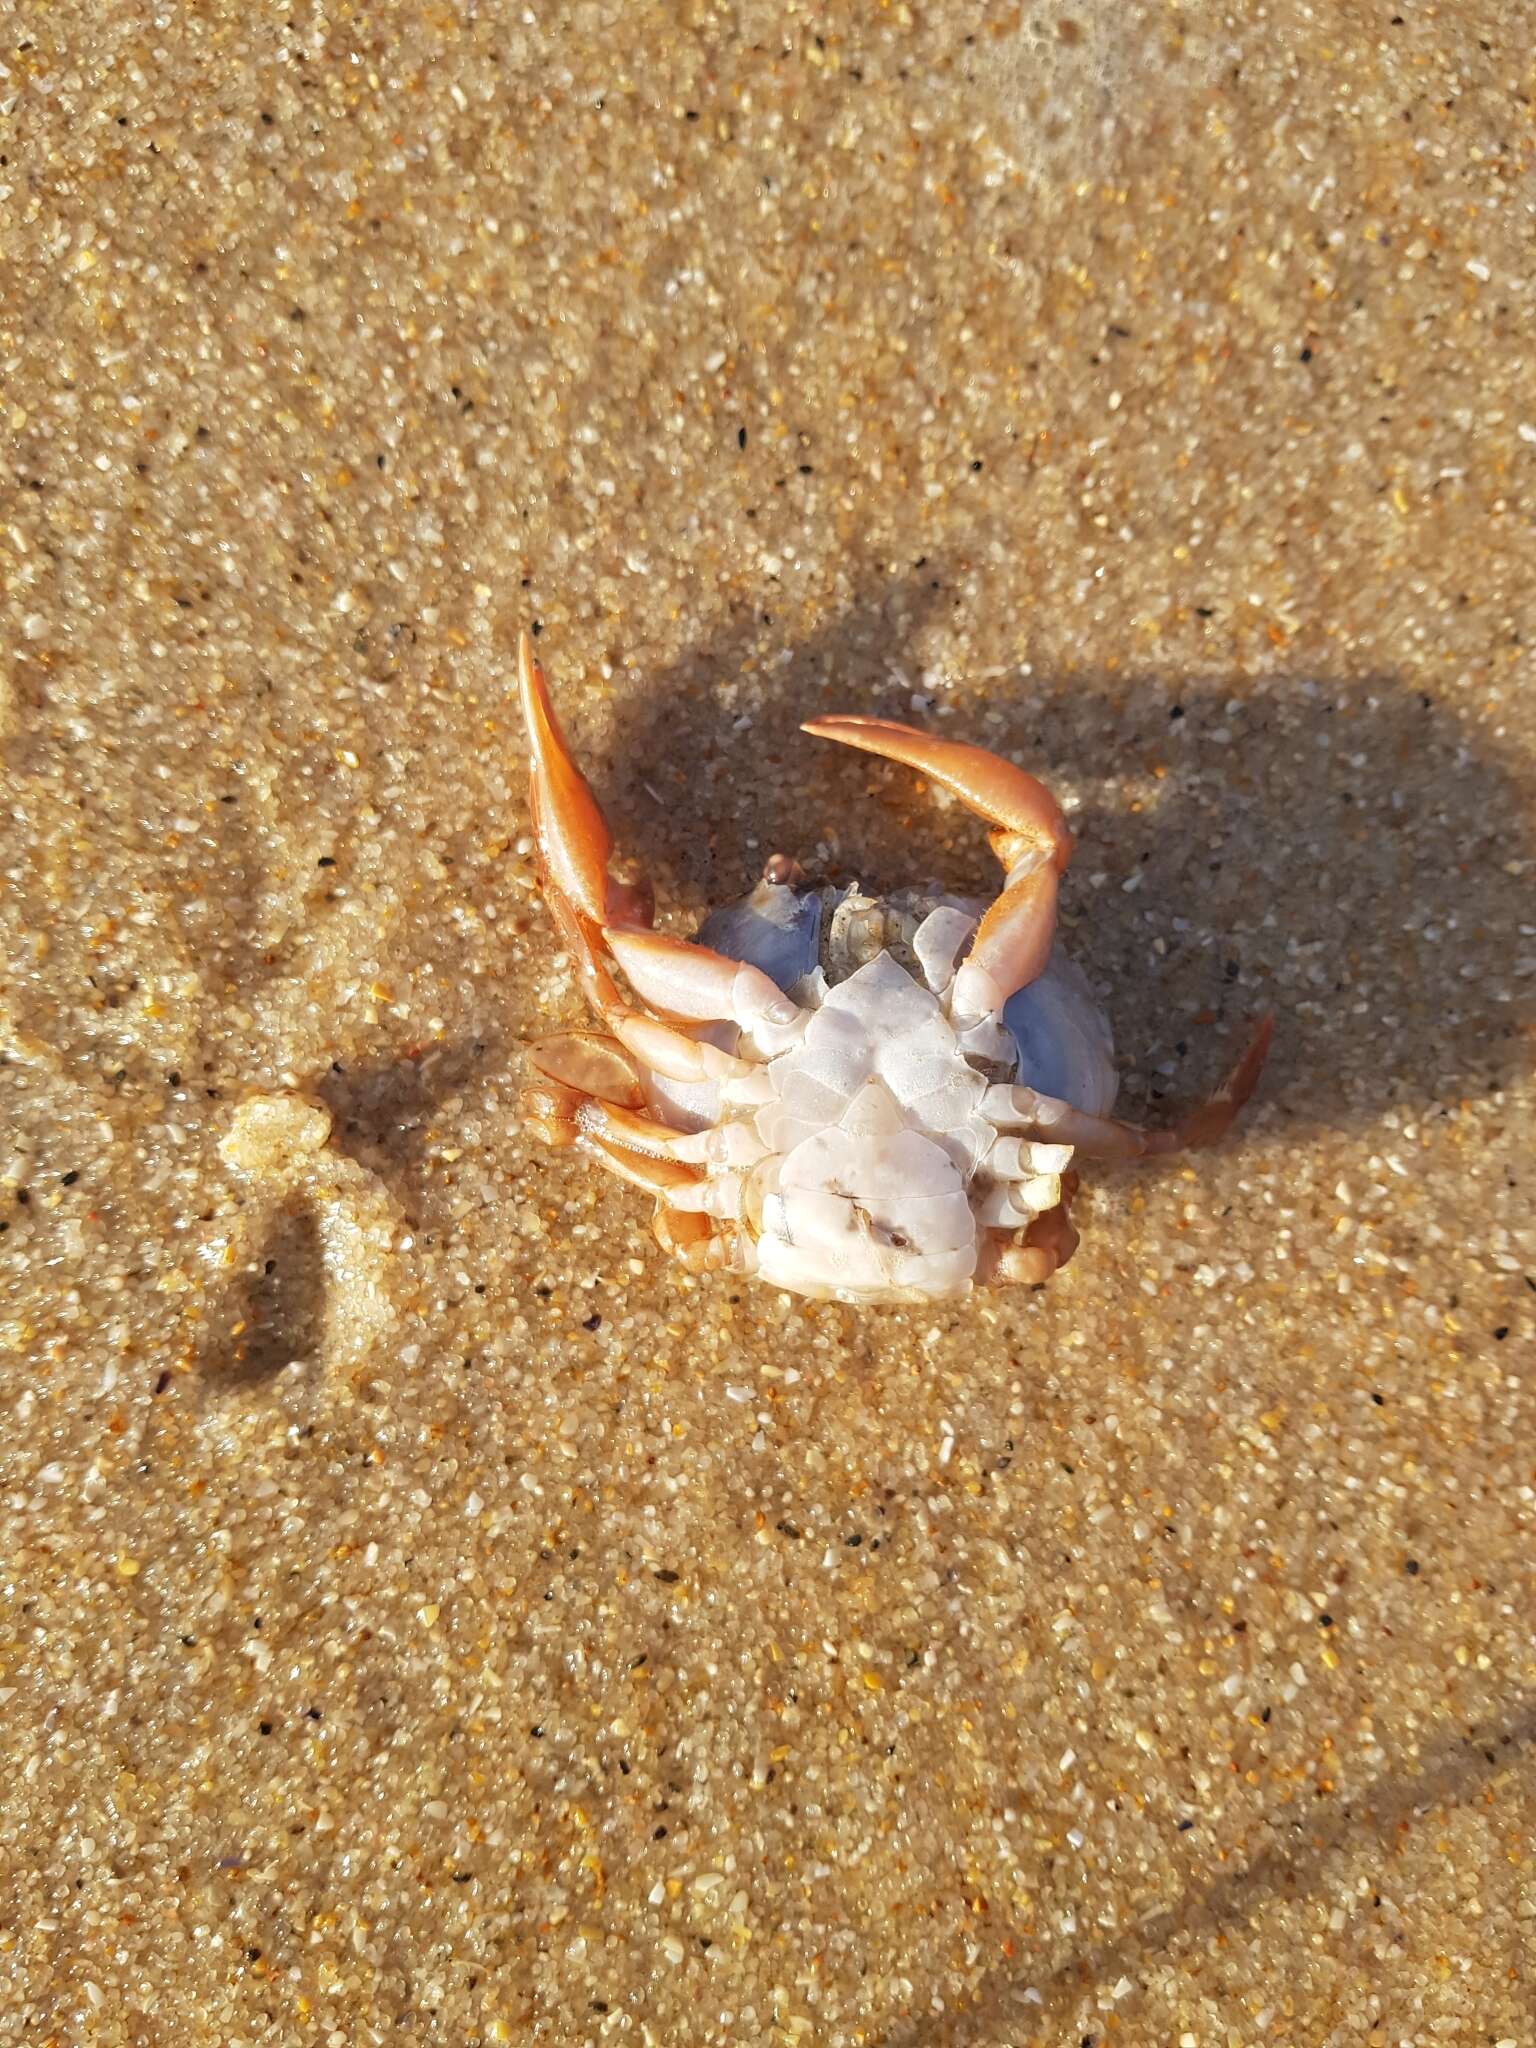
top-left (644, 908), bottom-right (1115, 1303)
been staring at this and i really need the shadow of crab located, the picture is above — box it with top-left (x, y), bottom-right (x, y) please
top-left (575, 569), bottom-right (956, 913)
top-left (314, 1033), bottom-right (506, 1227)
top-left (595, 592), bottom-right (1535, 1140)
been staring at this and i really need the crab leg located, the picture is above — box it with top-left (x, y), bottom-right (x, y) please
top-left (535, 858), bottom-right (747, 1075)
top-left (521, 1062), bottom-right (759, 1194)
top-left (977, 1171), bottom-right (1083, 1288)
top-left (537, 1109), bottom-right (754, 1272)
top-left (1151, 1014), bottom-right (1273, 1151)
top-left (518, 630), bottom-right (766, 1082)
top-left (525, 1086), bottom-right (766, 1167)
top-left (524, 1088), bottom-right (709, 1197)
top-left (803, 715), bottom-right (1071, 1020)
top-left (605, 927), bottom-right (804, 1053)
top-left (1029, 1175), bottom-right (1082, 1268)
top-left (518, 630), bottom-right (652, 930)
top-left (527, 1062), bottom-right (757, 1253)
top-left (582, 1133), bottom-right (703, 1196)
top-left (526, 1029), bottom-right (648, 1109)
top-left (981, 1086), bottom-right (1154, 1161)
top-left (612, 1011), bottom-right (752, 1085)
top-left (982, 1015), bottom-right (1273, 1159)
top-left (654, 1206), bottom-right (757, 1274)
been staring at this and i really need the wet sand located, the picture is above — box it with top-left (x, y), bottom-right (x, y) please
top-left (3, 3), bottom-right (1534, 2041)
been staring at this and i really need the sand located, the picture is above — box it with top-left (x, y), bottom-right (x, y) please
top-left (2, 2), bottom-right (1534, 2041)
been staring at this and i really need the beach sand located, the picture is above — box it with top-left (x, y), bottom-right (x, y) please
top-left (2, 3), bottom-right (1534, 2040)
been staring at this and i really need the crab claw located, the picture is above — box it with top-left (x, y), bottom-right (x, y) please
top-left (801, 716), bottom-right (1072, 869)
top-left (516, 628), bottom-right (800, 1086)
top-left (804, 715), bottom-right (1071, 1020)
top-left (519, 629), bottom-right (614, 923)
top-left (518, 630), bottom-right (650, 929)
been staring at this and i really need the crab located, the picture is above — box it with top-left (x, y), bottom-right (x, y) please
top-left (515, 631), bottom-right (1272, 1305)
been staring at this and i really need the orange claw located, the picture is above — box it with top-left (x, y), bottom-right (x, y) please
top-left (959, 862), bottom-right (1060, 1020)
top-left (804, 714), bottom-right (1071, 1017)
top-left (518, 629), bottom-right (616, 925)
top-left (800, 715), bottom-right (1072, 870)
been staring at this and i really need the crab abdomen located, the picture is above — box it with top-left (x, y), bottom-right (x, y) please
top-left (756, 1121), bottom-right (978, 1301)
top-left (738, 955), bottom-right (1004, 1302)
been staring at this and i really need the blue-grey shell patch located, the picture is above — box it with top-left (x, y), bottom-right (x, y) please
top-left (696, 882), bottom-right (824, 993)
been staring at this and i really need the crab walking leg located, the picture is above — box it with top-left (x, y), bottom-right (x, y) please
top-left (517, 1102), bottom-right (713, 1214)
top-left (982, 1014), bottom-right (1274, 1159)
top-left (1028, 1173), bottom-right (1081, 1268)
top-left (538, 866), bottom-right (627, 1020)
top-left (654, 1205), bottom-right (757, 1275)
top-left (610, 1010), bottom-right (753, 1087)
top-left (560, 1124), bottom-right (755, 1274)
top-left (605, 926), bottom-right (805, 1053)
top-left (526, 1028), bottom-right (648, 1110)
top-left (978, 1171), bottom-right (1082, 1287)
top-left (536, 875), bottom-right (756, 1088)
top-left (981, 1085), bottom-right (1156, 1161)
top-left (580, 1132), bottom-right (704, 1197)
top-left (803, 715), bottom-right (1072, 1018)
top-left (520, 1081), bottom-right (597, 1149)
top-left (552, 1092), bottom-right (769, 1170)
top-left (658, 1173), bottom-right (748, 1219)
top-left (1140, 1012), bottom-right (1274, 1154)
top-left (990, 1242), bottom-right (1056, 1285)
top-left (522, 1081), bottom-right (752, 1157)
top-left (539, 883), bottom-right (754, 1085)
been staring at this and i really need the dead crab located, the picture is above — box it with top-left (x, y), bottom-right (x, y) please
top-left (516, 632), bottom-right (1272, 1304)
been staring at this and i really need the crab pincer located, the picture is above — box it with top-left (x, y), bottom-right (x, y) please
top-left (801, 715), bottom-right (1073, 1020)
